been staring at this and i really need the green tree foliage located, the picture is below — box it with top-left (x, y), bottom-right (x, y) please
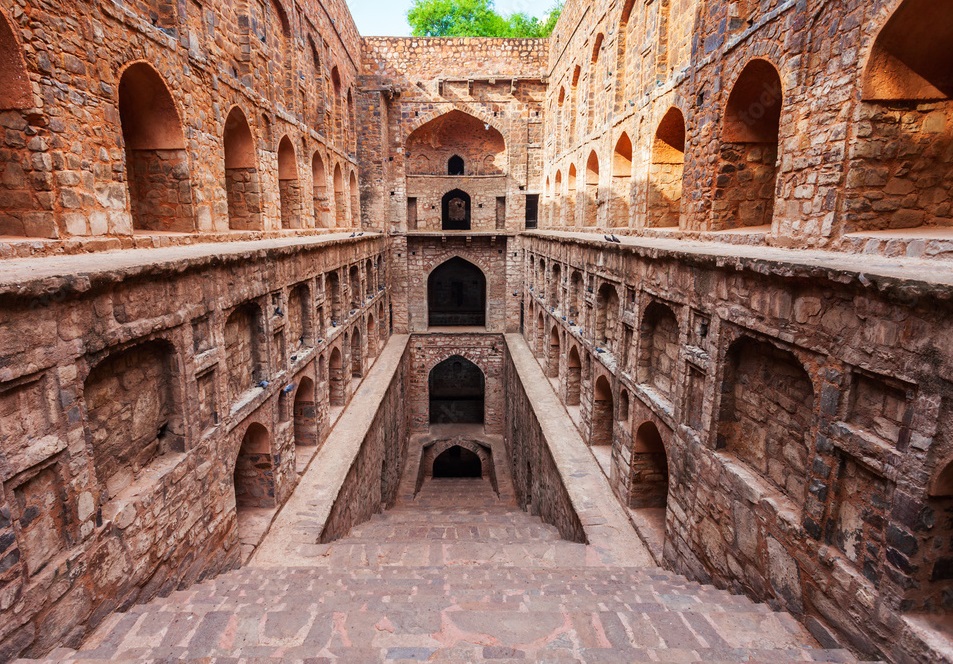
top-left (407, 0), bottom-right (562, 38)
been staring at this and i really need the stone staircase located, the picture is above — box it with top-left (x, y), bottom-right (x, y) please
top-left (25, 478), bottom-right (863, 662)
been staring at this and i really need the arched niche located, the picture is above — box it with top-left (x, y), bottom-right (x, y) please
top-left (714, 59), bottom-right (782, 230)
top-left (119, 62), bottom-right (195, 232)
top-left (648, 107), bottom-right (686, 229)
top-left (277, 136), bottom-right (301, 229)
top-left (224, 107), bottom-right (263, 231)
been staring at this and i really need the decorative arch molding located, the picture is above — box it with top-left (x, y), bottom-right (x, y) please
top-left (403, 103), bottom-right (505, 141)
top-left (422, 251), bottom-right (494, 283)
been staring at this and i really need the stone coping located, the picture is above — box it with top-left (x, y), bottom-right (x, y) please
top-left (503, 333), bottom-right (654, 567)
top-left (0, 232), bottom-right (383, 298)
top-left (251, 334), bottom-right (410, 567)
top-left (527, 230), bottom-right (953, 298)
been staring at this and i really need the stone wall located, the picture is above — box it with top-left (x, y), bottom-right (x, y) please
top-left (0, 235), bottom-right (389, 660)
top-left (0, 0), bottom-right (361, 250)
top-left (359, 38), bottom-right (547, 233)
top-left (502, 342), bottom-right (587, 545)
top-left (541, 0), bottom-right (953, 261)
top-left (319, 340), bottom-right (411, 541)
top-left (523, 233), bottom-right (953, 661)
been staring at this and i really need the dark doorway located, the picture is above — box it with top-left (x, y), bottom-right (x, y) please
top-left (429, 356), bottom-right (485, 424)
top-left (448, 155), bottom-right (465, 175)
top-left (428, 257), bottom-right (486, 327)
top-left (442, 189), bottom-right (471, 230)
top-left (433, 445), bottom-right (482, 477)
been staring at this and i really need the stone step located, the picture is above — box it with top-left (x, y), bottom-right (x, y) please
top-left (25, 561), bottom-right (863, 663)
top-left (17, 477), bottom-right (866, 663)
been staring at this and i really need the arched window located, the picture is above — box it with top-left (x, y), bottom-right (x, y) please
top-left (448, 155), bottom-right (465, 175)
top-left (441, 189), bottom-right (471, 230)
top-left (427, 257), bottom-right (486, 327)
top-left (429, 356), bottom-right (485, 424)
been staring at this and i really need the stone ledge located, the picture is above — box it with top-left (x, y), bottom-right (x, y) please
top-left (503, 333), bottom-right (654, 567)
top-left (250, 334), bottom-right (410, 567)
top-left (0, 232), bottom-right (384, 299)
top-left (527, 230), bottom-right (953, 298)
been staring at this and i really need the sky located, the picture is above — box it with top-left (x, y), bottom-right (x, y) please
top-left (346, 0), bottom-right (556, 37)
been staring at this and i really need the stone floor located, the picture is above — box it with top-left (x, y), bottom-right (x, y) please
top-left (24, 477), bottom-right (865, 662)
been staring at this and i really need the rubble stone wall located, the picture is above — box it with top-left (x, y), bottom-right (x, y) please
top-left (0, 235), bottom-right (389, 660)
top-left (523, 233), bottom-right (953, 661)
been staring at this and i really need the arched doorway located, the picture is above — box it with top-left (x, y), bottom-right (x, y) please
top-left (429, 356), bottom-right (485, 425)
top-left (293, 378), bottom-right (316, 447)
top-left (433, 445), bottom-right (482, 477)
top-left (448, 155), bottom-right (465, 175)
top-left (119, 62), bottom-right (195, 232)
top-left (630, 421), bottom-right (669, 508)
top-left (224, 107), bottom-right (262, 231)
top-left (442, 189), bottom-right (471, 230)
top-left (234, 423), bottom-right (274, 509)
top-left (427, 257), bottom-right (486, 327)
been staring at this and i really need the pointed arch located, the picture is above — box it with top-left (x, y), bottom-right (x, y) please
top-left (591, 375), bottom-right (614, 447)
top-left (649, 107), bottom-right (686, 229)
top-left (119, 62), bottom-right (195, 232)
top-left (312, 151), bottom-right (329, 227)
top-left (585, 151), bottom-right (600, 227)
top-left (428, 256), bottom-right (486, 327)
top-left (277, 136), bottom-right (301, 229)
top-left (224, 107), bottom-right (262, 231)
top-left (349, 170), bottom-right (359, 226)
top-left (406, 110), bottom-right (506, 176)
top-left (429, 355), bottom-right (485, 424)
top-left (714, 59), bottom-right (783, 230)
top-left (611, 133), bottom-right (633, 228)
top-left (293, 378), bottom-right (317, 447)
top-left (333, 163), bottom-right (345, 226)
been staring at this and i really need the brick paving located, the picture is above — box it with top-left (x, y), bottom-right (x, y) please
top-left (22, 478), bottom-right (865, 663)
